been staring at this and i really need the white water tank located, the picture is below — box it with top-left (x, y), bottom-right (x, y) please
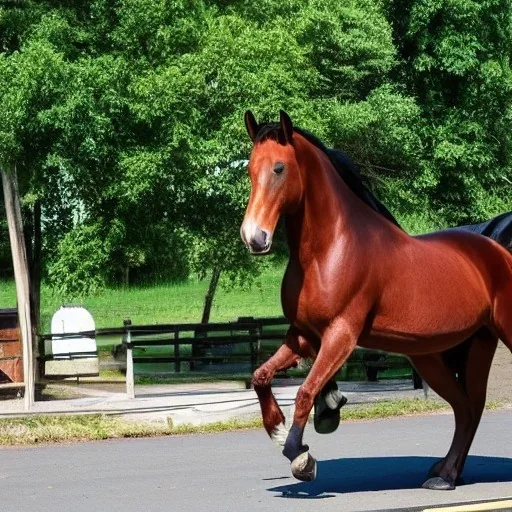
top-left (44, 305), bottom-right (99, 378)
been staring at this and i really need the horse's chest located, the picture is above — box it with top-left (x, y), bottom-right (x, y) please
top-left (281, 262), bottom-right (340, 335)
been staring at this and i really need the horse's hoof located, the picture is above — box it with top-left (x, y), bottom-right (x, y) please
top-left (314, 407), bottom-right (340, 434)
top-left (422, 476), bottom-right (455, 491)
top-left (427, 461), bottom-right (464, 486)
top-left (314, 391), bottom-right (347, 434)
top-left (427, 459), bottom-right (444, 478)
top-left (325, 389), bottom-right (347, 410)
top-left (291, 452), bottom-right (317, 482)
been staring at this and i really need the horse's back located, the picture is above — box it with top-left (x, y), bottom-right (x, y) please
top-left (418, 228), bottom-right (511, 273)
top-left (413, 229), bottom-right (511, 293)
top-left (453, 211), bottom-right (512, 250)
top-left (365, 229), bottom-right (510, 353)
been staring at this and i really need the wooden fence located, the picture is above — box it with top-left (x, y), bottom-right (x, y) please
top-left (120, 316), bottom-right (420, 399)
top-left (38, 316), bottom-right (420, 399)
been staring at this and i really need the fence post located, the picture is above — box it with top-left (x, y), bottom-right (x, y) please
top-left (256, 320), bottom-right (262, 369)
top-left (249, 320), bottom-right (258, 373)
top-left (124, 318), bottom-right (135, 399)
top-left (174, 327), bottom-right (180, 373)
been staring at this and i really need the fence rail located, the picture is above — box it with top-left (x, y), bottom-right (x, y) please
top-left (121, 317), bottom-right (279, 397)
top-left (38, 316), bottom-right (420, 399)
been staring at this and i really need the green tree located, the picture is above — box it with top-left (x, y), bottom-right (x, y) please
top-left (387, 0), bottom-right (512, 223)
top-left (4, 0), bottom-right (471, 317)
top-left (0, 4), bottom-right (72, 404)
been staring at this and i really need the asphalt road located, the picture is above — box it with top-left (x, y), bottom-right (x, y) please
top-left (2, 411), bottom-right (512, 512)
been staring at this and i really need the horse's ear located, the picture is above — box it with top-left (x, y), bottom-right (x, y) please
top-left (244, 110), bottom-right (259, 142)
top-left (279, 110), bottom-right (293, 144)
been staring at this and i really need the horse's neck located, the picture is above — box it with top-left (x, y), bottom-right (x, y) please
top-left (285, 138), bottom-right (396, 264)
top-left (285, 141), bottom-right (358, 262)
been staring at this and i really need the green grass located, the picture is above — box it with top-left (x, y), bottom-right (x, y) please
top-left (0, 399), bottom-right (505, 446)
top-left (0, 414), bottom-right (169, 445)
top-left (0, 265), bottom-right (285, 333)
top-left (134, 373), bottom-right (252, 385)
top-left (340, 398), bottom-right (449, 420)
top-left (0, 414), bottom-right (264, 446)
top-left (339, 398), bottom-right (504, 421)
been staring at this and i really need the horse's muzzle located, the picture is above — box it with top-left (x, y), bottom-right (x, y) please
top-left (249, 228), bottom-right (271, 254)
top-left (241, 222), bottom-right (272, 254)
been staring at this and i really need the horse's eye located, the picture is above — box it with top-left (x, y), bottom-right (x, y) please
top-left (274, 162), bottom-right (285, 175)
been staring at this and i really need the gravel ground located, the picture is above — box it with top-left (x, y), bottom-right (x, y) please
top-left (487, 342), bottom-right (512, 403)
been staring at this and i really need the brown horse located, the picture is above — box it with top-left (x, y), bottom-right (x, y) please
top-left (240, 110), bottom-right (512, 490)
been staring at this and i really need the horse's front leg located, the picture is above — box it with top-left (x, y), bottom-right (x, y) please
top-left (252, 336), bottom-right (301, 445)
top-left (283, 317), bottom-right (360, 481)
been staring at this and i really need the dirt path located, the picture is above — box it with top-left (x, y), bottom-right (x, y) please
top-left (487, 342), bottom-right (512, 402)
top-left (21, 347), bottom-right (512, 406)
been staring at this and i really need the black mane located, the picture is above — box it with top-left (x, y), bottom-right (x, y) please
top-left (454, 211), bottom-right (512, 250)
top-left (255, 123), bottom-right (401, 228)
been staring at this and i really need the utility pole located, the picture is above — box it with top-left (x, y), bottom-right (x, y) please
top-left (2, 164), bottom-right (35, 410)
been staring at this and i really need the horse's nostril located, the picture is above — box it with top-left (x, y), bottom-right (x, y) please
top-left (250, 228), bottom-right (269, 253)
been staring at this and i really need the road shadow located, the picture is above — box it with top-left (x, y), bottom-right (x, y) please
top-left (268, 455), bottom-right (512, 498)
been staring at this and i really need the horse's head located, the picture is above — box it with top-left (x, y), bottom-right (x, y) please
top-left (240, 110), bottom-right (303, 254)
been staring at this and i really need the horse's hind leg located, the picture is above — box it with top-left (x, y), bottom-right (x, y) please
top-left (455, 330), bottom-right (497, 478)
top-left (410, 352), bottom-right (473, 490)
top-left (427, 331), bottom-right (497, 482)
top-left (411, 330), bottom-right (497, 490)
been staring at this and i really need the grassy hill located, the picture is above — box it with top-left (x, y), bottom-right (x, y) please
top-left (0, 265), bottom-right (286, 332)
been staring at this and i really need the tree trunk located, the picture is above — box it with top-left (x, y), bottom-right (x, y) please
top-left (20, 199), bottom-right (41, 334)
top-left (32, 200), bottom-right (42, 334)
top-left (201, 268), bottom-right (221, 324)
top-left (21, 200), bottom-right (41, 382)
top-left (23, 200), bottom-right (41, 333)
top-left (2, 164), bottom-right (35, 410)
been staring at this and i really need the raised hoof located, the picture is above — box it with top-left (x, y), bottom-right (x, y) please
top-left (291, 452), bottom-right (317, 482)
top-left (422, 476), bottom-right (456, 491)
top-left (314, 391), bottom-right (347, 435)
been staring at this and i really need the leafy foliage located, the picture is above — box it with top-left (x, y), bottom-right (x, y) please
top-left (0, 0), bottom-right (510, 301)
top-left (387, 0), bottom-right (512, 222)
